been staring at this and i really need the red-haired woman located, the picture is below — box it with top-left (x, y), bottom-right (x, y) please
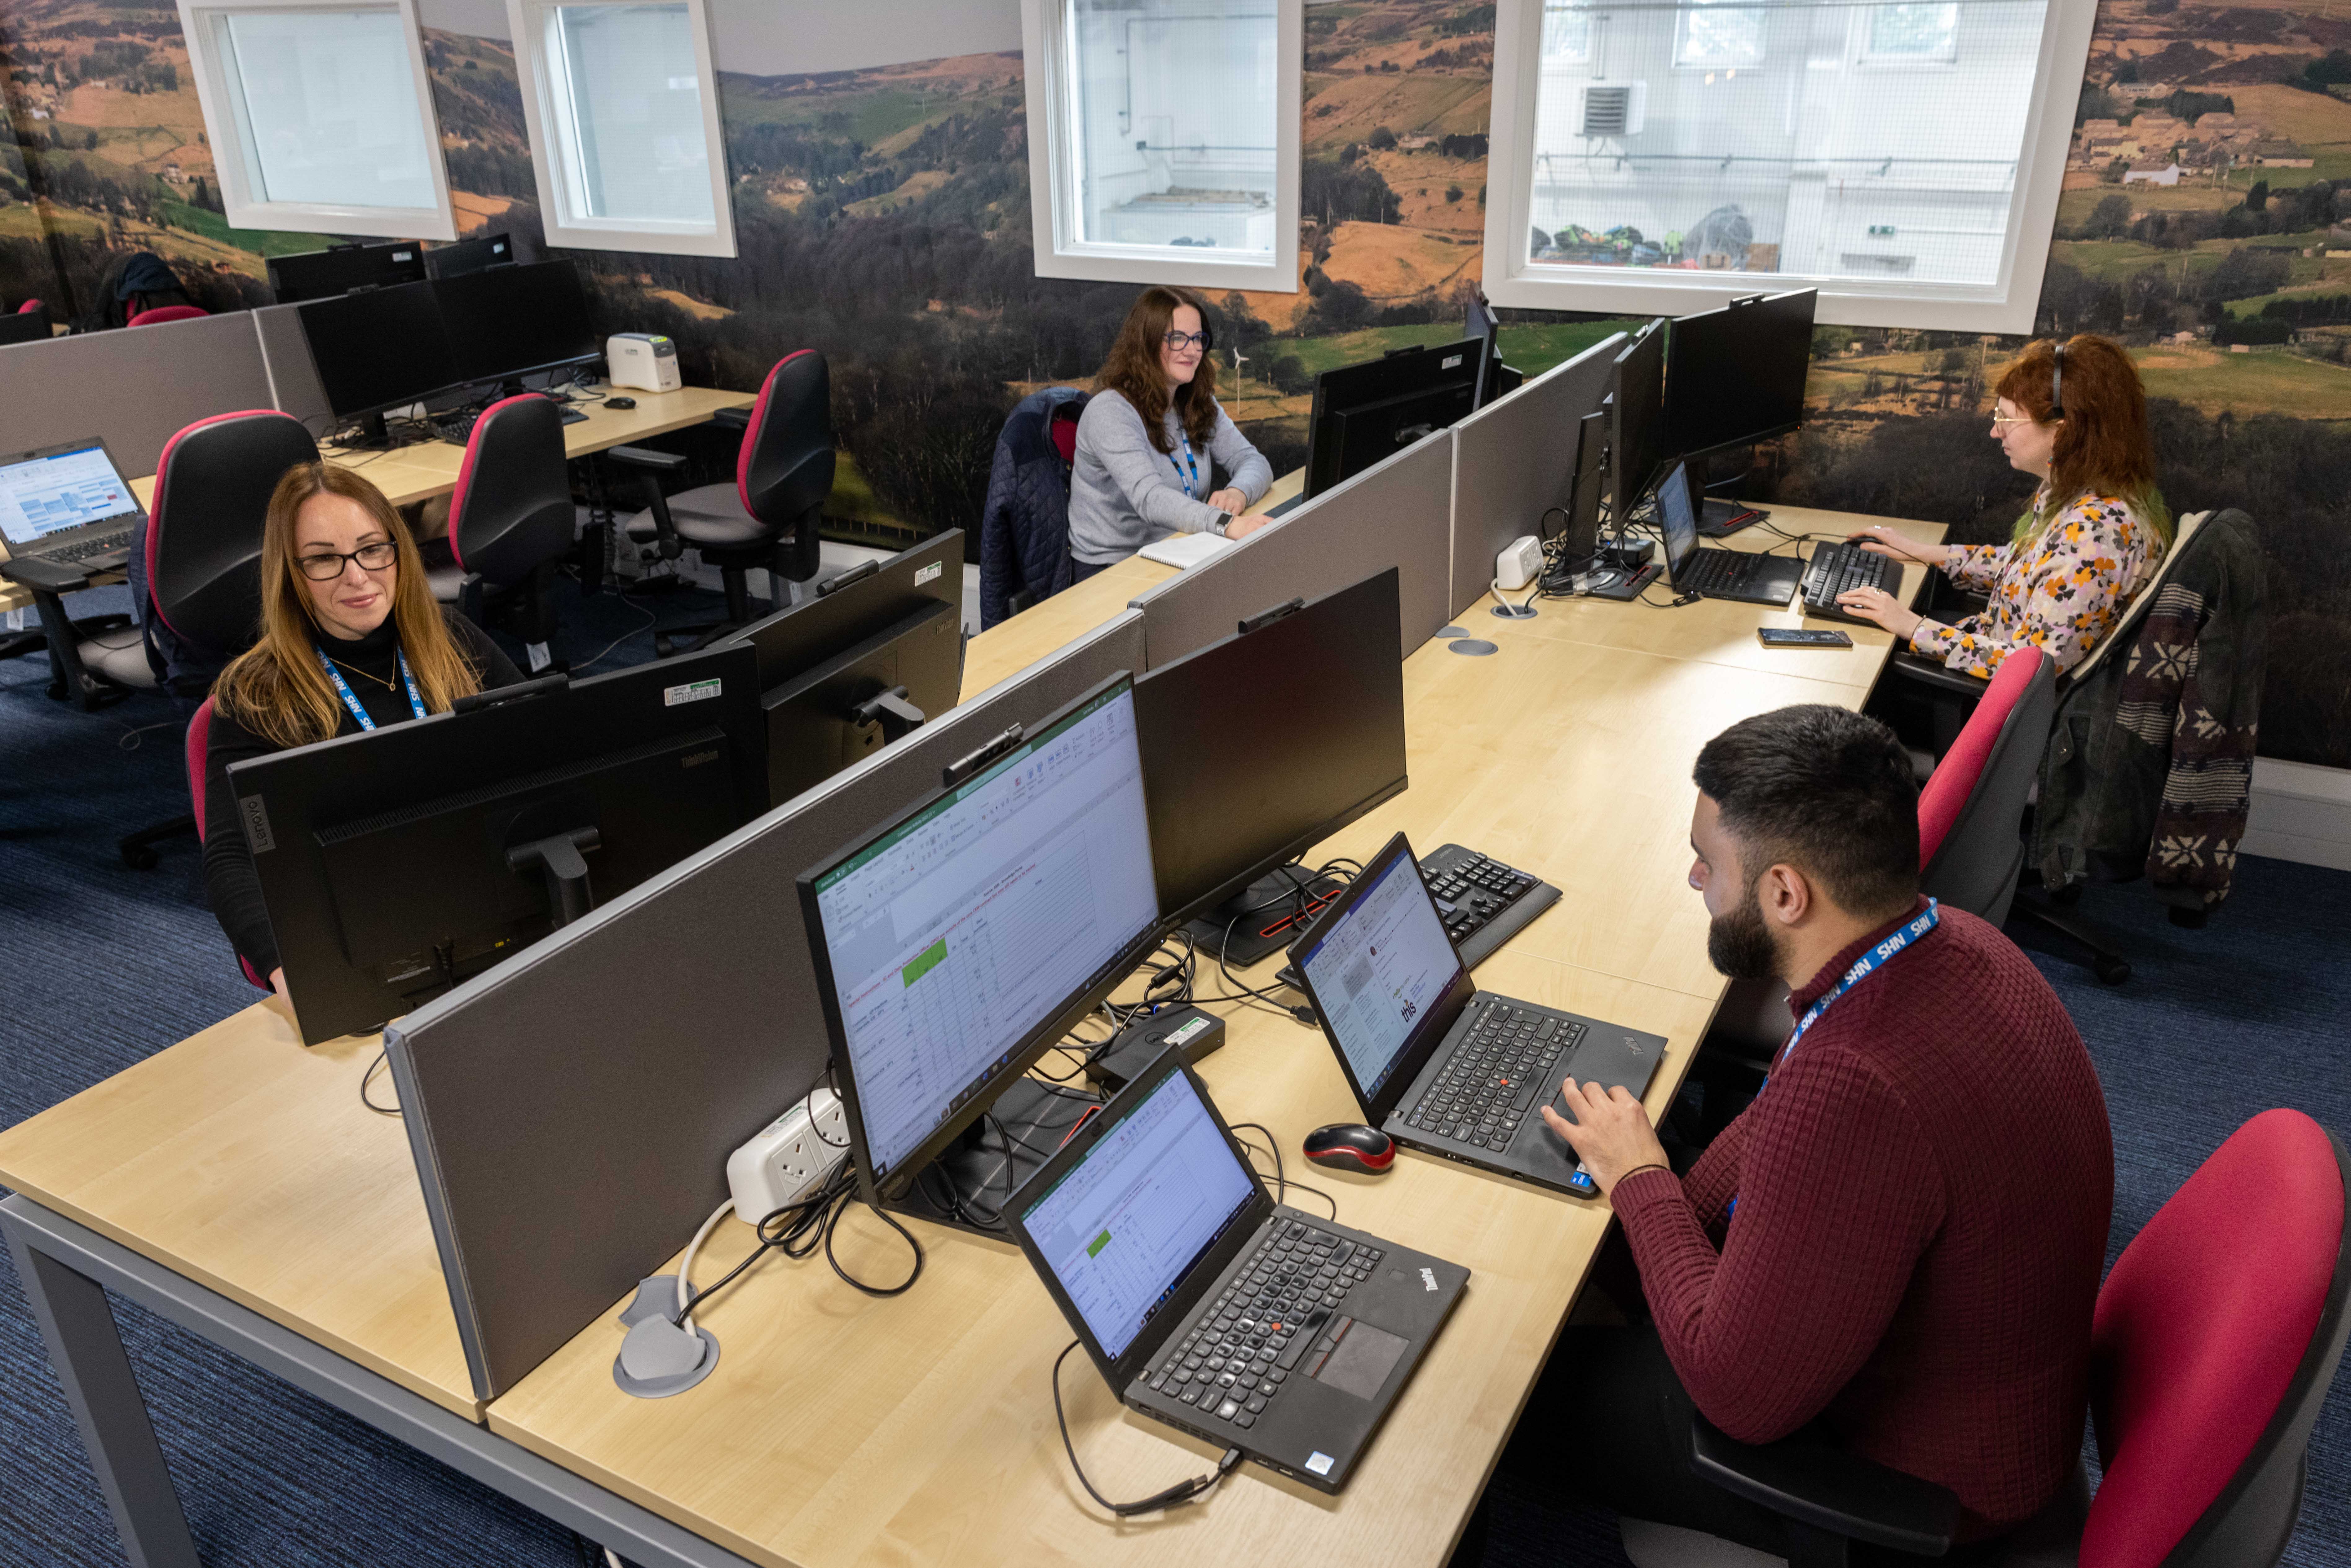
top-left (1836, 334), bottom-right (2172, 679)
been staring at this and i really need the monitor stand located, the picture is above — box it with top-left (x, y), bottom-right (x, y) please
top-left (1186, 868), bottom-right (1347, 969)
top-left (507, 827), bottom-right (601, 927)
top-left (883, 1078), bottom-right (1100, 1241)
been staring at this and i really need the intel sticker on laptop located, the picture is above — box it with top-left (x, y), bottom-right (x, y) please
top-left (1306, 1451), bottom-right (1335, 1477)
top-left (664, 678), bottom-right (722, 707)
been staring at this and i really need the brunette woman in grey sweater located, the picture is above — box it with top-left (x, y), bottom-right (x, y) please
top-left (1068, 286), bottom-right (1275, 575)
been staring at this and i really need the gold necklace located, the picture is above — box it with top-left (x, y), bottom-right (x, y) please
top-left (330, 657), bottom-right (397, 692)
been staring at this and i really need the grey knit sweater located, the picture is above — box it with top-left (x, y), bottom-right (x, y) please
top-left (1067, 387), bottom-right (1271, 565)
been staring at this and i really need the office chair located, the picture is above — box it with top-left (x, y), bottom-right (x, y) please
top-left (979, 386), bottom-right (1086, 628)
top-left (609, 349), bottom-right (834, 655)
top-left (431, 393), bottom-right (573, 674)
top-left (1622, 1108), bottom-right (2350, 1568)
top-left (183, 695), bottom-right (272, 991)
top-left (126, 304), bottom-right (209, 327)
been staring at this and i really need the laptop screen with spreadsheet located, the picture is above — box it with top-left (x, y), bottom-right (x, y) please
top-left (0, 442), bottom-right (139, 549)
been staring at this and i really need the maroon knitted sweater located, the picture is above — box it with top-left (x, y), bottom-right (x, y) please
top-left (1612, 900), bottom-right (2113, 1526)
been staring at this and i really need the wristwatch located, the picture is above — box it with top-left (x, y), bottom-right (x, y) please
top-left (1212, 512), bottom-right (1234, 537)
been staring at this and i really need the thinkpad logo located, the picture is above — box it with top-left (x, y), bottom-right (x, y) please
top-left (1419, 1267), bottom-right (1438, 1292)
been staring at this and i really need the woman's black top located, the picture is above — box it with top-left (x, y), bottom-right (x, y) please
top-left (203, 610), bottom-right (523, 977)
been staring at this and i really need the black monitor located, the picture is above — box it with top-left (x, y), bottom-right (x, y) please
top-left (0, 310), bottom-right (47, 347)
top-left (268, 240), bottom-right (429, 304)
top-left (722, 530), bottom-right (968, 809)
top-left (1465, 290), bottom-right (1505, 413)
top-left (298, 280), bottom-right (460, 444)
top-left (1609, 320), bottom-right (1667, 524)
top-left (1136, 568), bottom-right (1405, 966)
top-left (426, 232), bottom-right (516, 280)
top-left (1664, 289), bottom-right (1817, 461)
top-left (229, 645), bottom-right (767, 1045)
top-left (1558, 409), bottom-right (1608, 563)
top-left (435, 260), bottom-right (599, 391)
top-left (1304, 339), bottom-right (1523, 499)
top-left (798, 675), bottom-right (1164, 1232)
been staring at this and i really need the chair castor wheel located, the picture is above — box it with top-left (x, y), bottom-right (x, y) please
top-left (122, 845), bottom-right (160, 871)
top-left (2093, 955), bottom-right (2131, 986)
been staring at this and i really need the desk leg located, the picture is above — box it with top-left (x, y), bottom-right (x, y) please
top-left (3, 1214), bottom-right (202, 1568)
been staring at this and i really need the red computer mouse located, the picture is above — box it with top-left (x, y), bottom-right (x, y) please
top-left (1302, 1123), bottom-right (1395, 1174)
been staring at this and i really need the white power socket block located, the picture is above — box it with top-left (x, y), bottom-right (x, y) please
top-left (727, 1087), bottom-right (850, 1221)
top-left (1495, 534), bottom-right (1545, 591)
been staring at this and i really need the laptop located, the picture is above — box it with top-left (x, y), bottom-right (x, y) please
top-left (1654, 460), bottom-right (1801, 607)
top-left (1286, 832), bottom-right (1668, 1199)
top-left (0, 438), bottom-right (144, 572)
top-left (1009, 1050), bottom-right (1468, 1494)
top-left (1139, 530), bottom-right (1234, 570)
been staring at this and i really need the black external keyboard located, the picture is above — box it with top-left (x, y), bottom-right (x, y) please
top-left (46, 531), bottom-right (131, 564)
top-left (1145, 1220), bottom-right (1381, 1428)
top-left (1800, 541), bottom-right (1897, 624)
top-left (1401, 1001), bottom-right (1585, 1152)
top-left (435, 413), bottom-right (479, 446)
top-left (1420, 844), bottom-right (1555, 966)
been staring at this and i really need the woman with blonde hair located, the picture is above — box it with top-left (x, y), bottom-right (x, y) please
top-left (1836, 333), bottom-right (2171, 678)
top-left (205, 462), bottom-right (522, 993)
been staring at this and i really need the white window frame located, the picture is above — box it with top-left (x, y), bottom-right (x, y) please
top-left (1019, 0), bottom-right (1303, 293)
top-left (1479, 0), bottom-right (2097, 332)
top-left (504, 0), bottom-right (737, 259)
top-left (176, 0), bottom-right (457, 241)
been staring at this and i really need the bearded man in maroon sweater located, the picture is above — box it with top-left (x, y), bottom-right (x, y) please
top-left (1534, 704), bottom-right (2113, 1554)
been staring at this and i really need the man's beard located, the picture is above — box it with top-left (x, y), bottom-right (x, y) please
top-left (1706, 878), bottom-right (1782, 982)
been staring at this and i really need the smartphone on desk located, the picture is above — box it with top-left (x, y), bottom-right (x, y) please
top-left (1757, 627), bottom-right (1851, 649)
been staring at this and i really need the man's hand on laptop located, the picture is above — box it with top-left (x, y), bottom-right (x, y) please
top-left (1541, 1078), bottom-right (1668, 1198)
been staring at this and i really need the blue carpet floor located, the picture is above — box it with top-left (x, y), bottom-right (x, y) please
top-left (2, 583), bottom-right (2345, 1566)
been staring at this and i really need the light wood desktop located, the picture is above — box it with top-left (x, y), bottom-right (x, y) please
top-left (0, 497), bottom-right (1942, 1567)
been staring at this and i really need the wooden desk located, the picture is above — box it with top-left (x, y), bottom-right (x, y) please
top-left (959, 554), bottom-right (1174, 700)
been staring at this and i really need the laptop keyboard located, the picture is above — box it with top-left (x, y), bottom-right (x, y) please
top-left (1145, 1220), bottom-right (1383, 1429)
top-left (1673, 546), bottom-right (1757, 595)
top-left (46, 531), bottom-right (131, 564)
top-left (1402, 1002), bottom-right (1585, 1151)
top-left (1799, 541), bottom-right (1896, 623)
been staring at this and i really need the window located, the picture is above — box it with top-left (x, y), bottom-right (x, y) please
top-left (1021, 0), bottom-right (1302, 292)
top-left (179, 0), bottom-right (456, 239)
top-left (506, 0), bottom-right (736, 257)
top-left (1480, 0), bottom-right (2097, 331)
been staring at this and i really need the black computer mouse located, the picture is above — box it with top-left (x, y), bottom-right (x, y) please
top-left (1302, 1123), bottom-right (1395, 1174)
top-left (606, 396), bottom-right (637, 410)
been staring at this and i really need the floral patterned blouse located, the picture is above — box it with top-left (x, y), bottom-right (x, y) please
top-left (1910, 489), bottom-right (2162, 681)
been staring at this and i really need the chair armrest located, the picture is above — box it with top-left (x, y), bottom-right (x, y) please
top-left (605, 444), bottom-right (691, 471)
top-left (1887, 651), bottom-right (1991, 699)
top-left (707, 407), bottom-right (752, 433)
top-left (1690, 1416), bottom-right (1960, 1557)
top-left (2, 557), bottom-right (95, 594)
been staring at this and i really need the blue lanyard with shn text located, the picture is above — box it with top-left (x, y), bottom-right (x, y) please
top-left (1168, 434), bottom-right (1200, 499)
top-left (317, 643), bottom-right (426, 731)
top-left (1727, 899), bottom-right (1938, 1219)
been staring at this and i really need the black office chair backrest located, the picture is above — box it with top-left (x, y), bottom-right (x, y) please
top-left (450, 394), bottom-right (574, 588)
top-left (738, 349), bottom-right (834, 582)
top-left (147, 410), bottom-right (320, 657)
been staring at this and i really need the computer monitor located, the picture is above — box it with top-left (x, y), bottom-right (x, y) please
top-left (268, 240), bottom-right (429, 304)
top-left (1465, 290), bottom-right (1504, 413)
top-left (426, 232), bottom-right (516, 280)
top-left (298, 280), bottom-right (460, 444)
top-left (797, 675), bottom-right (1164, 1227)
top-left (1558, 410), bottom-right (1608, 563)
top-left (1664, 289), bottom-right (1817, 461)
top-left (1653, 459), bottom-right (1702, 585)
top-left (229, 645), bottom-right (767, 1045)
top-left (1304, 339), bottom-right (1523, 499)
top-left (0, 310), bottom-right (48, 348)
top-left (435, 261), bottom-right (599, 391)
top-left (722, 530), bottom-right (968, 809)
top-left (1134, 568), bottom-right (1405, 965)
top-left (1609, 320), bottom-right (1667, 525)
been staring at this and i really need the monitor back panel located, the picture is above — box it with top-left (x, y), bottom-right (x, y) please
top-left (1133, 430), bottom-right (1454, 671)
top-left (253, 303), bottom-right (334, 429)
top-left (1447, 334), bottom-right (1623, 618)
top-left (0, 313), bottom-right (273, 478)
top-left (384, 610), bottom-right (1151, 1401)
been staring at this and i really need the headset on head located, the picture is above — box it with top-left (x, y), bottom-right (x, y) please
top-left (2049, 339), bottom-right (2066, 421)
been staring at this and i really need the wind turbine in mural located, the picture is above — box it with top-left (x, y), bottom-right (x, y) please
top-left (1231, 346), bottom-right (1249, 384)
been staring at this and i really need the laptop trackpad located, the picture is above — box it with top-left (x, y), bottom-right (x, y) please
top-left (1312, 1320), bottom-right (1409, 1401)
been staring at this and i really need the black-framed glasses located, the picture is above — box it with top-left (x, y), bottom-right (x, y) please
top-left (297, 541), bottom-right (397, 581)
top-left (1162, 330), bottom-right (1212, 351)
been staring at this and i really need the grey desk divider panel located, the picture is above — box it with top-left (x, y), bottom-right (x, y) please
top-left (1448, 333), bottom-right (1624, 618)
top-left (0, 312), bottom-right (274, 476)
top-left (251, 303), bottom-right (333, 429)
top-left (382, 609), bottom-right (1150, 1402)
top-left (1132, 429), bottom-right (1454, 671)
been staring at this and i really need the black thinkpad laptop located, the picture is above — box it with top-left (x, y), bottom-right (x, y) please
top-left (0, 438), bottom-right (143, 573)
top-left (1010, 1052), bottom-right (1468, 1494)
top-left (1288, 832), bottom-right (1668, 1199)
top-left (1655, 460), bottom-right (1801, 607)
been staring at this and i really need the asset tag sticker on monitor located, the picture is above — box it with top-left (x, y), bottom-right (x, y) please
top-left (915, 562), bottom-right (943, 585)
top-left (664, 678), bottom-right (722, 707)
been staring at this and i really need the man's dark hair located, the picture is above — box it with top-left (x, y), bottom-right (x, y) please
top-left (1692, 705), bottom-right (1920, 920)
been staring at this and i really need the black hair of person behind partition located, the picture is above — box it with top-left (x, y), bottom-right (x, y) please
top-left (77, 250), bottom-right (197, 333)
top-left (1691, 704), bottom-right (1921, 922)
top-left (1094, 284), bottom-right (1222, 457)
